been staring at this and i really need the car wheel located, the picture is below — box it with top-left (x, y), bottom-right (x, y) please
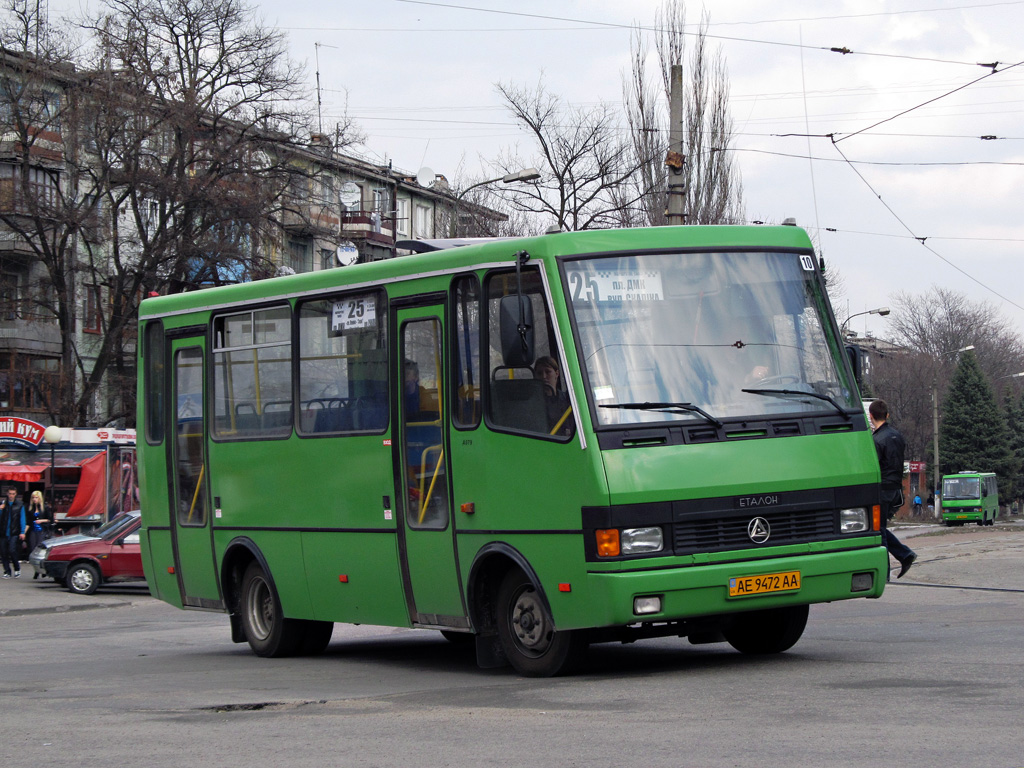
top-left (724, 604), bottom-right (809, 654)
top-left (67, 563), bottom-right (101, 595)
top-left (239, 561), bottom-right (302, 657)
top-left (495, 567), bottom-right (584, 677)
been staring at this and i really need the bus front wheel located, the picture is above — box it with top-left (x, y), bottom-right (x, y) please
top-left (496, 568), bottom-right (582, 677)
top-left (240, 561), bottom-right (302, 657)
top-left (724, 604), bottom-right (809, 654)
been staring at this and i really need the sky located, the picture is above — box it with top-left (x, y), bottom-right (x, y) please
top-left (48, 0), bottom-right (1024, 341)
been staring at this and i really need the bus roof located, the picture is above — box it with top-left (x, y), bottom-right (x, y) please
top-left (139, 224), bottom-right (815, 320)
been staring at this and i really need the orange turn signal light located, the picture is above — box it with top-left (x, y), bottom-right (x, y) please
top-left (596, 529), bottom-right (620, 557)
top-left (872, 504), bottom-right (881, 531)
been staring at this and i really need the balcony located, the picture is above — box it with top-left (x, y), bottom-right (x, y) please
top-left (280, 201), bottom-right (341, 237)
top-left (341, 209), bottom-right (394, 246)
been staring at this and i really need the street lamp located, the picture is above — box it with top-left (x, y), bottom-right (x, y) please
top-left (43, 425), bottom-right (62, 521)
top-left (841, 306), bottom-right (890, 336)
top-left (932, 345), bottom-right (975, 513)
top-left (996, 371), bottom-right (1024, 381)
top-left (448, 168), bottom-right (541, 236)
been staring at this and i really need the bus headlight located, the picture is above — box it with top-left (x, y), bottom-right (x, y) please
top-left (621, 527), bottom-right (663, 554)
top-left (839, 507), bottom-right (869, 533)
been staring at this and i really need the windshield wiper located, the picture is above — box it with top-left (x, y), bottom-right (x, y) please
top-left (742, 388), bottom-right (851, 421)
top-left (600, 401), bottom-right (723, 428)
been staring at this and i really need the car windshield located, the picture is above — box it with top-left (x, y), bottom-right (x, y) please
top-left (93, 513), bottom-right (139, 540)
top-left (943, 477), bottom-right (980, 500)
top-left (564, 250), bottom-right (857, 427)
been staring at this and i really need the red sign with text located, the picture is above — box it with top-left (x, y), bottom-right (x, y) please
top-left (0, 418), bottom-right (46, 449)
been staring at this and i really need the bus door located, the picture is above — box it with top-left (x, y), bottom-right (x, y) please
top-left (167, 336), bottom-right (221, 608)
top-left (394, 304), bottom-right (468, 628)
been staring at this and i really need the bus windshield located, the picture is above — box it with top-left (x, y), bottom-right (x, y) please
top-left (564, 250), bottom-right (856, 427)
top-left (943, 476), bottom-right (980, 500)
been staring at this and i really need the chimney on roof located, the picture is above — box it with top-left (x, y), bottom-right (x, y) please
top-left (309, 133), bottom-right (332, 153)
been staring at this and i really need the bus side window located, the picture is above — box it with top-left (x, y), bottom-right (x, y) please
top-left (143, 320), bottom-right (165, 445)
top-left (452, 274), bottom-right (481, 429)
top-left (484, 269), bottom-right (573, 440)
top-left (297, 290), bottom-right (388, 435)
top-left (212, 306), bottom-right (292, 440)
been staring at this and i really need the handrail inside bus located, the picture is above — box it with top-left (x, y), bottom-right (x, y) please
top-left (550, 407), bottom-right (573, 436)
top-left (418, 444), bottom-right (445, 524)
top-left (187, 464), bottom-right (205, 524)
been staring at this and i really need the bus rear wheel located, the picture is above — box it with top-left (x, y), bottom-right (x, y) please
top-left (496, 568), bottom-right (582, 677)
top-left (240, 562), bottom-right (302, 657)
top-left (724, 604), bottom-right (809, 654)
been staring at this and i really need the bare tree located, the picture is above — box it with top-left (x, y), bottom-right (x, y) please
top-left (869, 286), bottom-right (1024, 463)
top-left (492, 79), bottom-right (644, 232)
top-left (888, 286), bottom-right (1024, 382)
top-left (624, 1), bottom-right (744, 226)
top-left (0, 0), bottom-right (316, 426)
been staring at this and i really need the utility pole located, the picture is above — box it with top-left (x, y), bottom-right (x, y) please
top-left (665, 64), bottom-right (686, 226)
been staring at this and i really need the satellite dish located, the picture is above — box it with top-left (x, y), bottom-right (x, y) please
top-left (416, 167), bottom-right (436, 188)
top-left (336, 241), bottom-right (359, 267)
top-left (338, 182), bottom-right (361, 210)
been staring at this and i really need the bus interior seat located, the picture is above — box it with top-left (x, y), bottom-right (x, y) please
top-left (261, 402), bottom-right (293, 433)
top-left (354, 393), bottom-right (388, 430)
top-left (489, 376), bottom-right (548, 433)
top-left (307, 398), bottom-right (354, 433)
top-left (232, 403), bottom-right (261, 435)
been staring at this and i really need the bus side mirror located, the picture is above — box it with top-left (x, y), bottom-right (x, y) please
top-left (846, 344), bottom-right (865, 386)
top-left (499, 295), bottom-right (535, 367)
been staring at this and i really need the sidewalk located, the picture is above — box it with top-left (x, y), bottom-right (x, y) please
top-left (0, 563), bottom-right (150, 617)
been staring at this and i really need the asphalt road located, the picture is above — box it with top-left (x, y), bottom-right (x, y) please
top-left (2, 522), bottom-right (1023, 768)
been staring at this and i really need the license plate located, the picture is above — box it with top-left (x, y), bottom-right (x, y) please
top-left (729, 570), bottom-right (801, 597)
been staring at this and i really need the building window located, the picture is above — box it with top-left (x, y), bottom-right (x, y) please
top-left (320, 248), bottom-right (334, 271)
top-left (288, 239), bottom-right (312, 273)
top-left (0, 353), bottom-right (59, 413)
top-left (414, 204), bottom-right (432, 238)
top-left (84, 284), bottom-right (102, 333)
top-left (396, 198), bottom-right (410, 237)
top-left (0, 273), bottom-right (19, 320)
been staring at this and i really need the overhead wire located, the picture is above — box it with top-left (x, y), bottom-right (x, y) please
top-left (390, 0), bottom-right (1001, 69)
top-left (829, 140), bottom-right (1024, 313)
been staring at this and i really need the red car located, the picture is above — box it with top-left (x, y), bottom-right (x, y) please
top-left (29, 510), bottom-right (145, 595)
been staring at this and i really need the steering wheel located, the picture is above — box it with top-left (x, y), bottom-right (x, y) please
top-left (754, 374), bottom-right (800, 387)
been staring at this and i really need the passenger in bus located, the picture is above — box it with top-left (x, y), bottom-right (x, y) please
top-left (534, 356), bottom-right (572, 436)
top-left (404, 360), bottom-right (423, 418)
top-left (744, 365), bottom-right (769, 385)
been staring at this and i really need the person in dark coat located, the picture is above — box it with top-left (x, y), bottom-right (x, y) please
top-left (868, 400), bottom-right (917, 578)
top-left (24, 490), bottom-right (52, 578)
top-left (0, 487), bottom-right (26, 578)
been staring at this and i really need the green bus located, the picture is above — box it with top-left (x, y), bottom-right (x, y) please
top-left (941, 471), bottom-right (999, 526)
top-left (137, 225), bottom-right (888, 676)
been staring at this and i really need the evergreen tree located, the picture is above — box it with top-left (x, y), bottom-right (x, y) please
top-left (1003, 390), bottom-right (1024, 508)
top-left (940, 352), bottom-right (1016, 498)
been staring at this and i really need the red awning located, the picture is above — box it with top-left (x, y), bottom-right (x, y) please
top-left (65, 452), bottom-right (106, 517)
top-left (0, 461), bottom-right (48, 481)
top-left (0, 449), bottom-right (107, 516)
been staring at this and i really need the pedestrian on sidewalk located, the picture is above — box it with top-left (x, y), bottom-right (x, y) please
top-left (24, 491), bottom-right (51, 579)
top-left (1, 486), bottom-right (26, 578)
top-left (868, 400), bottom-right (917, 579)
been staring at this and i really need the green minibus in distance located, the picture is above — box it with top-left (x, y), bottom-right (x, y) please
top-left (137, 224), bottom-right (888, 676)
top-left (941, 471), bottom-right (999, 526)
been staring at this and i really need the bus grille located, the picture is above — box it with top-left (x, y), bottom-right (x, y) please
top-left (673, 508), bottom-right (837, 554)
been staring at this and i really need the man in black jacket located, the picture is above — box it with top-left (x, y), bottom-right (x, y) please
top-left (868, 400), bottom-right (917, 578)
top-left (1, 486), bottom-right (26, 578)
